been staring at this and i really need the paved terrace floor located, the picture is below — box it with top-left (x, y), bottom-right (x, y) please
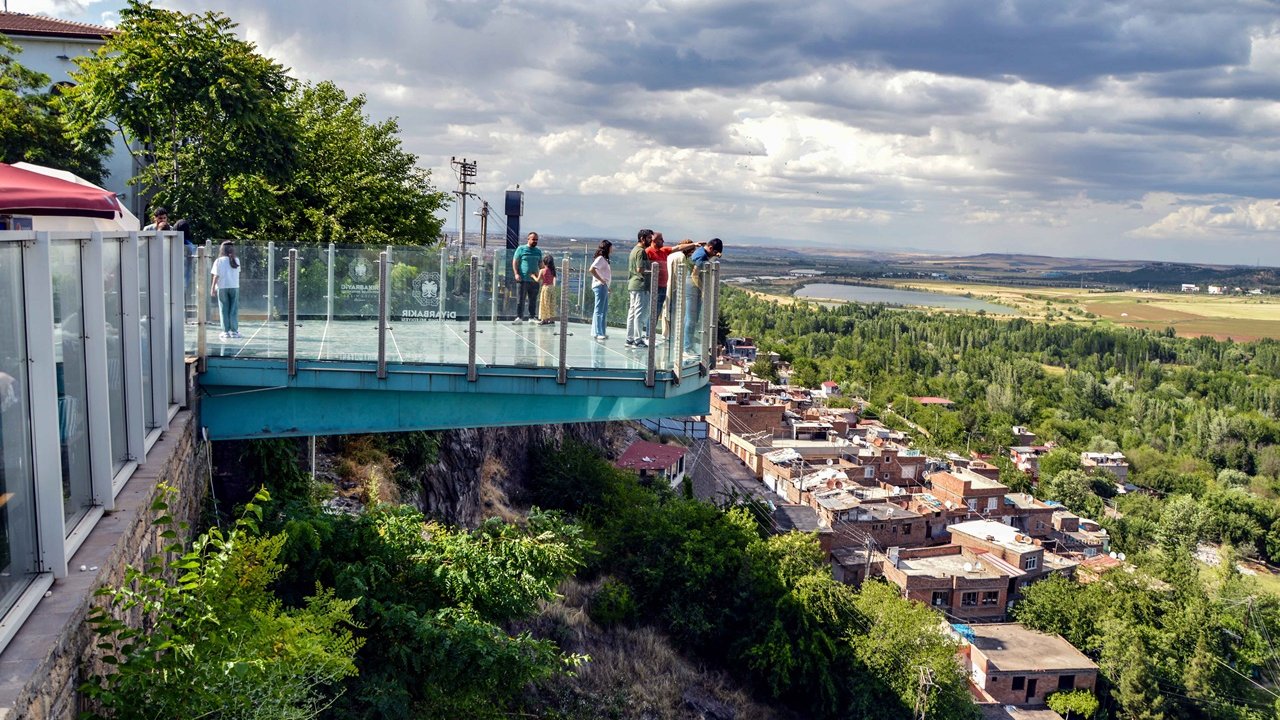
top-left (186, 317), bottom-right (703, 371)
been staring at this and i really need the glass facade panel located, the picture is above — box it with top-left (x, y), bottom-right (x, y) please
top-left (139, 237), bottom-right (156, 430)
top-left (0, 244), bottom-right (43, 614)
top-left (103, 240), bottom-right (129, 472)
top-left (51, 241), bottom-right (95, 528)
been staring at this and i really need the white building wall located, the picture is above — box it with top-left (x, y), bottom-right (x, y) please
top-left (9, 35), bottom-right (136, 213)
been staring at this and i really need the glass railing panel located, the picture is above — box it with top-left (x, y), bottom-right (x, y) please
top-left (50, 239), bottom-right (94, 529)
top-left (205, 240), bottom-right (287, 359)
top-left (385, 245), bottom-right (457, 365)
top-left (0, 240), bottom-right (42, 618)
top-left (103, 238), bottom-right (131, 470)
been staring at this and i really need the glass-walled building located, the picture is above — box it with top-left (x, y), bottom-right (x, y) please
top-left (0, 230), bottom-right (185, 652)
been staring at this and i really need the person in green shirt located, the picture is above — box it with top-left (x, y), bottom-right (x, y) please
top-left (625, 229), bottom-right (653, 347)
top-left (511, 232), bottom-right (543, 322)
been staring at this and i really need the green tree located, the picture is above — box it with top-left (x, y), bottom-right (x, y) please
top-left (0, 35), bottom-right (110, 183)
top-left (1047, 689), bottom-right (1100, 719)
top-left (264, 81), bottom-right (448, 245)
top-left (64, 1), bottom-right (296, 232)
top-left (1041, 469), bottom-right (1105, 519)
top-left (750, 357), bottom-right (780, 383)
top-left (83, 488), bottom-right (361, 720)
top-left (1040, 446), bottom-right (1083, 480)
top-left (1101, 623), bottom-right (1166, 720)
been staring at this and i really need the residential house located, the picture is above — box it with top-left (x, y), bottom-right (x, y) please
top-left (912, 396), bottom-right (955, 407)
top-left (830, 546), bottom-right (879, 586)
top-left (1080, 451), bottom-right (1129, 484)
top-left (882, 545), bottom-right (1014, 622)
top-left (953, 623), bottom-right (1098, 708)
top-left (614, 441), bottom-right (687, 488)
top-left (1010, 445), bottom-right (1052, 478)
top-left (1012, 425), bottom-right (1037, 446)
top-left (929, 469), bottom-right (1009, 517)
top-left (1051, 511), bottom-right (1110, 559)
top-left (999, 493), bottom-right (1057, 539)
top-left (948, 520), bottom-right (1078, 601)
top-left (723, 337), bottom-right (758, 361)
top-left (811, 488), bottom-right (926, 550)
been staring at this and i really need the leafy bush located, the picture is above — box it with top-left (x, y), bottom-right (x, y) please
top-left (588, 578), bottom-right (638, 627)
top-left (82, 487), bottom-right (361, 720)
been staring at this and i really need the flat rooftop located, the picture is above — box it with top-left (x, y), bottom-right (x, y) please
top-left (949, 520), bottom-right (1039, 552)
top-left (933, 470), bottom-right (1007, 492)
top-left (964, 623), bottom-right (1097, 672)
top-left (896, 551), bottom-right (1009, 580)
top-left (1004, 493), bottom-right (1051, 510)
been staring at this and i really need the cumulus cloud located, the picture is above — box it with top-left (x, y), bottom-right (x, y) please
top-left (1133, 199), bottom-right (1280, 237)
top-left (58, 0), bottom-right (1273, 263)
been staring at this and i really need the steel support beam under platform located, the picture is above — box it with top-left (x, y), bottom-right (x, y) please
top-left (197, 358), bottom-right (711, 440)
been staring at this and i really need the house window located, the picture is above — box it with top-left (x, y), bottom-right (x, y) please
top-left (883, 472), bottom-right (890, 480)
top-left (982, 591), bottom-right (1000, 606)
top-left (1011, 676), bottom-right (1025, 691)
top-left (966, 499), bottom-right (977, 511)
top-left (892, 525), bottom-right (899, 534)
top-left (1025, 557), bottom-right (1039, 570)
top-left (961, 592), bottom-right (978, 607)
top-left (1058, 675), bottom-right (1075, 690)
top-left (902, 523), bottom-right (912, 535)
top-left (931, 591), bottom-right (949, 607)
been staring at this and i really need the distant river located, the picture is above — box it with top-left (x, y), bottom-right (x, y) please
top-left (793, 283), bottom-right (1017, 314)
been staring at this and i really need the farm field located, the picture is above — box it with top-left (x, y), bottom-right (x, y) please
top-left (892, 281), bottom-right (1280, 341)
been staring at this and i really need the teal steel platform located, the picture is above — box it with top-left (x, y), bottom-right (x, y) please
top-left (190, 242), bottom-right (719, 439)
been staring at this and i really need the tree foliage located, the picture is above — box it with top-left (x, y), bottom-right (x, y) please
top-left (64, 1), bottom-right (296, 231)
top-left (83, 487), bottom-right (361, 720)
top-left (0, 35), bottom-right (111, 183)
top-left (530, 441), bottom-right (979, 720)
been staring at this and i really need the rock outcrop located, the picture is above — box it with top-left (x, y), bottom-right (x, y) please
top-left (415, 422), bottom-right (634, 526)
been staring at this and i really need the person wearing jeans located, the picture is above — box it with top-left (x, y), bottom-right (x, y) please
top-left (589, 240), bottom-right (613, 339)
top-left (683, 238), bottom-right (723, 354)
top-left (511, 232), bottom-right (543, 322)
top-left (625, 229), bottom-right (653, 347)
top-left (210, 240), bottom-right (241, 339)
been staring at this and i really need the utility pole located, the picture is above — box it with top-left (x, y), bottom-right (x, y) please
top-left (913, 666), bottom-right (935, 720)
top-left (451, 157), bottom-right (477, 252)
top-left (479, 201), bottom-right (489, 251)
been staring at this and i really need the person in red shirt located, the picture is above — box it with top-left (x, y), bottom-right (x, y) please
top-left (645, 232), bottom-right (694, 337)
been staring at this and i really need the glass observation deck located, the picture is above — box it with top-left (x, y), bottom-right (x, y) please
top-left (187, 241), bottom-right (718, 439)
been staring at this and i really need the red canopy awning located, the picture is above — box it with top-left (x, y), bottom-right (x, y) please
top-left (0, 163), bottom-right (122, 219)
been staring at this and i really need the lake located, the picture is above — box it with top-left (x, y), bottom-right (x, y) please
top-left (793, 283), bottom-right (1017, 314)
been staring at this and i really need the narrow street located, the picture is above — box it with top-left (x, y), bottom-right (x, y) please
top-left (687, 440), bottom-right (784, 506)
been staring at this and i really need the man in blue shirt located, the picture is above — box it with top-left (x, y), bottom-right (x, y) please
top-left (683, 238), bottom-right (723, 354)
top-left (511, 232), bottom-right (543, 322)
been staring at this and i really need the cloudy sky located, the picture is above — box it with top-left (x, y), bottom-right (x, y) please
top-left (20, 0), bottom-right (1280, 264)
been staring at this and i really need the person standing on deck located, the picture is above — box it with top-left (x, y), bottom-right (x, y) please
top-left (536, 254), bottom-right (558, 325)
top-left (589, 241), bottom-right (613, 340)
top-left (209, 241), bottom-right (241, 339)
top-left (511, 232), bottom-right (543, 322)
top-left (683, 238), bottom-right (723, 354)
top-left (645, 232), bottom-right (694, 339)
top-left (625, 229), bottom-right (654, 347)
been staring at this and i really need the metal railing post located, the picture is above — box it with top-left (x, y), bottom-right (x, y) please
top-left (705, 259), bottom-right (721, 373)
top-left (438, 247), bottom-right (447, 320)
top-left (558, 259), bottom-right (570, 384)
top-left (672, 263), bottom-right (685, 379)
top-left (326, 242), bottom-right (335, 323)
top-left (646, 261), bottom-right (658, 388)
top-left (467, 256), bottom-right (479, 381)
top-left (196, 246), bottom-right (207, 370)
top-left (266, 240), bottom-right (276, 322)
top-left (377, 250), bottom-right (388, 379)
top-left (385, 244), bottom-right (393, 267)
top-left (490, 250), bottom-right (499, 320)
top-left (287, 249), bottom-right (298, 377)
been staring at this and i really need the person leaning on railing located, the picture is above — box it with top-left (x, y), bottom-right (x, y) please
top-left (682, 238), bottom-right (723, 354)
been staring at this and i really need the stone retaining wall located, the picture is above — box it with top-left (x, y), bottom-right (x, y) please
top-left (0, 409), bottom-right (207, 720)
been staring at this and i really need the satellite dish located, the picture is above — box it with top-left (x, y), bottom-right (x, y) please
top-left (827, 458), bottom-right (834, 465)
top-left (963, 563), bottom-right (974, 572)
top-left (1118, 552), bottom-right (1127, 561)
top-left (975, 562), bottom-right (984, 571)
top-left (1109, 551), bottom-right (1117, 559)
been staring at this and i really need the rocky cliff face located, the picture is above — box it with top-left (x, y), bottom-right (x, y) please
top-left (413, 422), bottom-right (634, 527)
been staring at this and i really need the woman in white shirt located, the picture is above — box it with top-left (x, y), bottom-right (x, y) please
top-left (589, 240), bottom-right (613, 340)
top-left (209, 241), bottom-right (242, 339)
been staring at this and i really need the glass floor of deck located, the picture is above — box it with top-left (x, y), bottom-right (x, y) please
top-left (187, 318), bottom-right (701, 372)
